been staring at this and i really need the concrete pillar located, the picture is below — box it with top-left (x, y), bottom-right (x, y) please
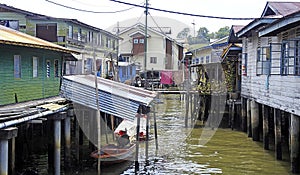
top-left (247, 99), bottom-right (252, 137)
top-left (0, 127), bottom-right (18, 175)
top-left (241, 97), bottom-right (247, 132)
top-left (48, 112), bottom-right (66, 175)
top-left (290, 114), bottom-right (299, 173)
top-left (274, 108), bottom-right (282, 160)
top-left (251, 100), bottom-right (259, 141)
top-left (262, 105), bottom-right (270, 150)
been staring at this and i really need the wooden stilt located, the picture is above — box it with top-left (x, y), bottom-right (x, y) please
top-left (247, 99), bottom-right (252, 137)
top-left (185, 93), bottom-right (189, 128)
top-left (241, 97), bottom-right (247, 132)
top-left (251, 100), bottom-right (259, 141)
top-left (262, 105), bottom-right (270, 150)
top-left (290, 114), bottom-right (299, 173)
top-left (274, 108), bottom-right (282, 160)
top-left (135, 112), bottom-right (141, 172)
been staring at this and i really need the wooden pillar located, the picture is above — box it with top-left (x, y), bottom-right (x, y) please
top-left (290, 114), bottom-right (299, 173)
top-left (247, 99), bottom-right (252, 137)
top-left (262, 105), bottom-right (270, 148)
top-left (0, 127), bottom-right (18, 175)
top-left (251, 100), bottom-right (259, 141)
top-left (262, 105), bottom-right (270, 150)
top-left (64, 111), bottom-right (72, 172)
top-left (274, 108), bottom-right (282, 160)
top-left (241, 97), bottom-right (247, 132)
top-left (135, 113), bottom-right (141, 172)
top-left (145, 113), bottom-right (149, 164)
top-left (231, 101), bottom-right (235, 130)
top-left (8, 137), bottom-right (16, 175)
top-left (153, 104), bottom-right (158, 151)
top-left (185, 92), bottom-right (189, 128)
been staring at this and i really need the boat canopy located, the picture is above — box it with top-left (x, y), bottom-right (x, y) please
top-left (60, 75), bottom-right (157, 121)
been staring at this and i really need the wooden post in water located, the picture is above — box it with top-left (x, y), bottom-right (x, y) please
top-left (0, 127), bottom-right (18, 175)
top-left (64, 110), bottom-right (72, 171)
top-left (135, 112), bottom-right (141, 172)
top-left (185, 92), bottom-right (189, 128)
top-left (290, 114), bottom-right (299, 173)
top-left (153, 104), bottom-right (158, 151)
top-left (262, 105), bottom-right (269, 150)
top-left (251, 100), bottom-right (259, 141)
top-left (9, 137), bottom-right (16, 175)
top-left (145, 113), bottom-right (149, 164)
top-left (231, 101), bottom-right (235, 130)
top-left (246, 99), bottom-right (252, 137)
top-left (274, 108), bottom-right (282, 160)
top-left (241, 97), bottom-right (247, 132)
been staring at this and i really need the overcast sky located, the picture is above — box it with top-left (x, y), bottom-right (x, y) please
top-left (0, 0), bottom-right (299, 34)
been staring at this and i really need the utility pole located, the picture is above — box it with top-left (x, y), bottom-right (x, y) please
top-left (143, 0), bottom-right (149, 89)
top-left (144, 0), bottom-right (148, 72)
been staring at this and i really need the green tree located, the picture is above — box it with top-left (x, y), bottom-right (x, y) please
top-left (177, 27), bottom-right (191, 39)
top-left (197, 27), bottom-right (209, 41)
top-left (215, 26), bottom-right (230, 39)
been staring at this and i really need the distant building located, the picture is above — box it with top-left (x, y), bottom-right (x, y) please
top-left (0, 3), bottom-right (120, 77)
top-left (117, 23), bottom-right (184, 87)
top-left (0, 25), bottom-right (79, 105)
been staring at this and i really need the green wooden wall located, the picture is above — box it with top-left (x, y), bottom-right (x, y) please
top-left (0, 44), bottom-right (62, 105)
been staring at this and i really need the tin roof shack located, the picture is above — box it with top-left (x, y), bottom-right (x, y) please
top-left (0, 3), bottom-right (120, 77)
top-left (237, 1), bottom-right (300, 116)
top-left (0, 25), bottom-right (79, 105)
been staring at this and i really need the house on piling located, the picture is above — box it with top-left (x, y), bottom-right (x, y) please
top-left (0, 3), bottom-right (120, 77)
top-left (237, 1), bottom-right (300, 173)
top-left (0, 24), bottom-right (79, 105)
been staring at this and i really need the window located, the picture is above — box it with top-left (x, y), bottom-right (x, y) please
top-left (68, 25), bottom-right (73, 39)
top-left (33, 57), bottom-right (38, 78)
top-left (281, 39), bottom-right (300, 75)
top-left (150, 57), bottom-right (157, 64)
top-left (139, 39), bottom-right (144, 43)
top-left (200, 57), bottom-right (204, 63)
top-left (242, 53), bottom-right (247, 76)
top-left (257, 46), bottom-right (271, 75)
top-left (54, 59), bottom-right (59, 77)
top-left (77, 28), bottom-right (82, 41)
top-left (0, 20), bottom-right (19, 30)
top-left (46, 60), bottom-right (51, 78)
top-left (206, 56), bottom-right (210, 63)
top-left (14, 55), bottom-right (21, 78)
top-left (133, 39), bottom-right (139, 44)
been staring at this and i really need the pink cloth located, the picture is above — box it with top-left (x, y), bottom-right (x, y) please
top-left (160, 71), bottom-right (173, 84)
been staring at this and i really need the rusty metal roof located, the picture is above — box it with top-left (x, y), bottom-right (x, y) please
top-left (0, 25), bottom-right (79, 54)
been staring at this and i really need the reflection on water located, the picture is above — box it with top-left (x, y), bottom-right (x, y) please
top-left (17, 94), bottom-right (292, 174)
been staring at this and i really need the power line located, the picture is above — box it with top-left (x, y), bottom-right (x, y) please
top-left (109, 0), bottom-right (258, 20)
top-left (45, 0), bottom-right (136, 13)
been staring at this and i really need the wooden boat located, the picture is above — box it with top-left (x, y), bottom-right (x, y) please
top-left (90, 143), bottom-right (136, 165)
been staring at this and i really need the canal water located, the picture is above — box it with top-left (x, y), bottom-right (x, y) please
top-left (17, 94), bottom-right (292, 175)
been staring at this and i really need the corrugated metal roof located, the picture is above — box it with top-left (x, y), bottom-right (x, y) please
top-left (0, 25), bottom-right (79, 54)
top-left (261, 2), bottom-right (300, 17)
top-left (60, 75), bottom-right (157, 121)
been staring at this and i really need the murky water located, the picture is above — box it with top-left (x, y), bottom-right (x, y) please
top-left (17, 94), bottom-right (293, 175)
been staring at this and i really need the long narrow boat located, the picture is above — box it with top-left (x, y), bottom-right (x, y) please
top-left (90, 143), bottom-right (136, 165)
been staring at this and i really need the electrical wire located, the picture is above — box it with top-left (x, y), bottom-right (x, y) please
top-left (109, 0), bottom-right (258, 20)
top-left (45, 0), bottom-right (136, 13)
